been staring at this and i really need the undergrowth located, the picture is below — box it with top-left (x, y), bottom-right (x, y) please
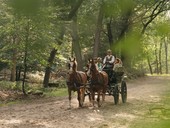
top-left (0, 80), bottom-right (68, 106)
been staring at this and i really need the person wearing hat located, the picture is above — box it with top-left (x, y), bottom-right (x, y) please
top-left (103, 49), bottom-right (115, 70)
top-left (103, 49), bottom-right (115, 92)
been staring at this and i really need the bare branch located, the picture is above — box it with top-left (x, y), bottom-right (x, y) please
top-left (141, 0), bottom-right (170, 34)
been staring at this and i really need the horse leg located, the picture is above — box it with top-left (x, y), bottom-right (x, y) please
top-left (87, 88), bottom-right (91, 102)
top-left (77, 91), bottom-right (81, 107)
top-left (77, 90), bottom-right (83, 108)
top-left (102, 92), bottom-right (105, 102)
top-left (68, 89), bottom-right (72, 108)
top-left (91, 91), bottom-right (95, 107)
top-left (88, 93), bottom-right (92, 104)
top-left (102, 87), bottom-right (106, 101)
top-left (97, 91), bottom-right (101, 107)
top-left (78, 87), bottom-right (86, 107)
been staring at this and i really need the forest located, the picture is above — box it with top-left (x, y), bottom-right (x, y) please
top-left (0, 0), bottom-right (170, 94)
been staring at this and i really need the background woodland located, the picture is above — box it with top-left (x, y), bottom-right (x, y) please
top-left (0, 0), bottom-right (170, 93)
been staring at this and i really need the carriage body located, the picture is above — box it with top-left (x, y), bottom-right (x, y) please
top-left (103, 66), bottom-right (127, 104)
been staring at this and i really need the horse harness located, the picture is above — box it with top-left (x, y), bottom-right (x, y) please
top-left (67, 71), bottom-right (85, 91)
top-left (91, 71), bottom-right (106, 86)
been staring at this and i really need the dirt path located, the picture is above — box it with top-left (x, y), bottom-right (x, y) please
top-left (0, 76), bottom-right (170, 128)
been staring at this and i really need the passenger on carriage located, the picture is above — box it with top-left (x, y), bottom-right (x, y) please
top-left (95, 57), bottom-right (103, 71)
top-left (113, 58), bottom-right (123, 70)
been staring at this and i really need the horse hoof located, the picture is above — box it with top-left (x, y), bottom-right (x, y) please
top-left (79, 105), bottom-right (83, 108)
top-left (98, 103), bottom-right (102, 107)
top-left (67, 106), bottom-right (71, 110)
top-left (88, 106), bottom-right (94, 109)
top-left (87, 102), bottom-right (92, 107)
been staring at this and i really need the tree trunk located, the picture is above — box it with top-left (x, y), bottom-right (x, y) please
top-left (158, 41), bottom-right (163, 74)
top-left (154, 43), bottom-right (159, 74)
top-left (67, 0), bottom-right (85, 20)
top-left (164, 37), bottom-right (168, 74)
top-left (71, 15), bottom-right (83, 70)
top-left (93, 3), bottom-right (104, 58)
top-left (43, 23), bottom-right (65, 87)
top-left (107, 18), bottom-right (113, 47)
top-left (147, 56), bottom-right (153, 74)
top-left (22, 44), bottom-right (27, 95)
top-left (16, 65), bottom-right (22, 81)
top-left (11, 49), bottom-right (17, 82)
top-left (22, 20), bottom-right (30, 95)
top-left (10, 35), bottom-right (17, 82)
top-left (43, 48), bottom-right (57, 88)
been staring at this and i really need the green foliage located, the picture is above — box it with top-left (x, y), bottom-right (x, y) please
top-left (0, 101), bottom-right (20, 107)
top-left (130, 119), bottom-right (170, 128)
top-left (155, 22), bottom-right (170, 37)
top-left (0, 0), bottom-right (169, 78)
top-left (0, 80), bottom-right (68, 98)
top-left (0, 81), bottom-right (20, 90)
top-left (0, 61), bottom-right (9, 70)
top-left (103, 0), bottom-right (134, 18)
top-left (43, 88), bottom-right (68, 97)
top-left (112, 30), bottom-right (142, 60)
top-left (141, 13), bottom-right (170, 74)
top-left (9, 0), bottom-right (42, 16)
top-left (0, 0), bottom-right (61, 71)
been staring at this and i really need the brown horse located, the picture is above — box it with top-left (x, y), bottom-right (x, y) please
top-left (87, 59), bottom-right (108, 107)
top-left (66, 57), bottom-right (88, 108)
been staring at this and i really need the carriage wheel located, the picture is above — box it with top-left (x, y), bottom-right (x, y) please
top-left (113, 85), bottom-right (119, 105)
top-left (121, 81), bottom-right (127, 103)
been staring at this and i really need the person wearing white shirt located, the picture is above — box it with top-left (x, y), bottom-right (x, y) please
top-left (102, 49), bottom-right (115, 91)
top-left (103, 49), bottom-right (115, 69)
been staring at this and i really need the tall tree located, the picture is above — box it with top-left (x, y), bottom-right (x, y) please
top-left (71, 15), bottom-right (83, 70)
top-left (43, 48), bottom-right (57, 87)
top-left (164, 37), bottom-right (168, 74)
top-left (158, 41), bottom-right (163, 74)
top-left (93, 1), bottom-right (104, 58)
top-left (43, 0), bottom-right (84, 87)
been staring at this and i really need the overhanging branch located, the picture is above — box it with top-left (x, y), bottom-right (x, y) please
top-left (67, 0), bottom-right (84, 20)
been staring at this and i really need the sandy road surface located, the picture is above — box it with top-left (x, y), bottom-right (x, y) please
top-left (0, 76), bottom-right (170, 128)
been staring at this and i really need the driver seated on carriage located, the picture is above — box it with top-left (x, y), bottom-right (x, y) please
top-left (102, 49), bottom-right (115, 79)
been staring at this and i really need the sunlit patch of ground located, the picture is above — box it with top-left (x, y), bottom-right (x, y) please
top-left (0, 119), bottom-right (22, 124)
top-left (115, 113), bottom-right (136, 120)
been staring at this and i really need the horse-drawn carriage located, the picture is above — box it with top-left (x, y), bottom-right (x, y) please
top-left (67, 57), bottom-right (127, 108)
top-left (85, 58), bottom-right (127, 107)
